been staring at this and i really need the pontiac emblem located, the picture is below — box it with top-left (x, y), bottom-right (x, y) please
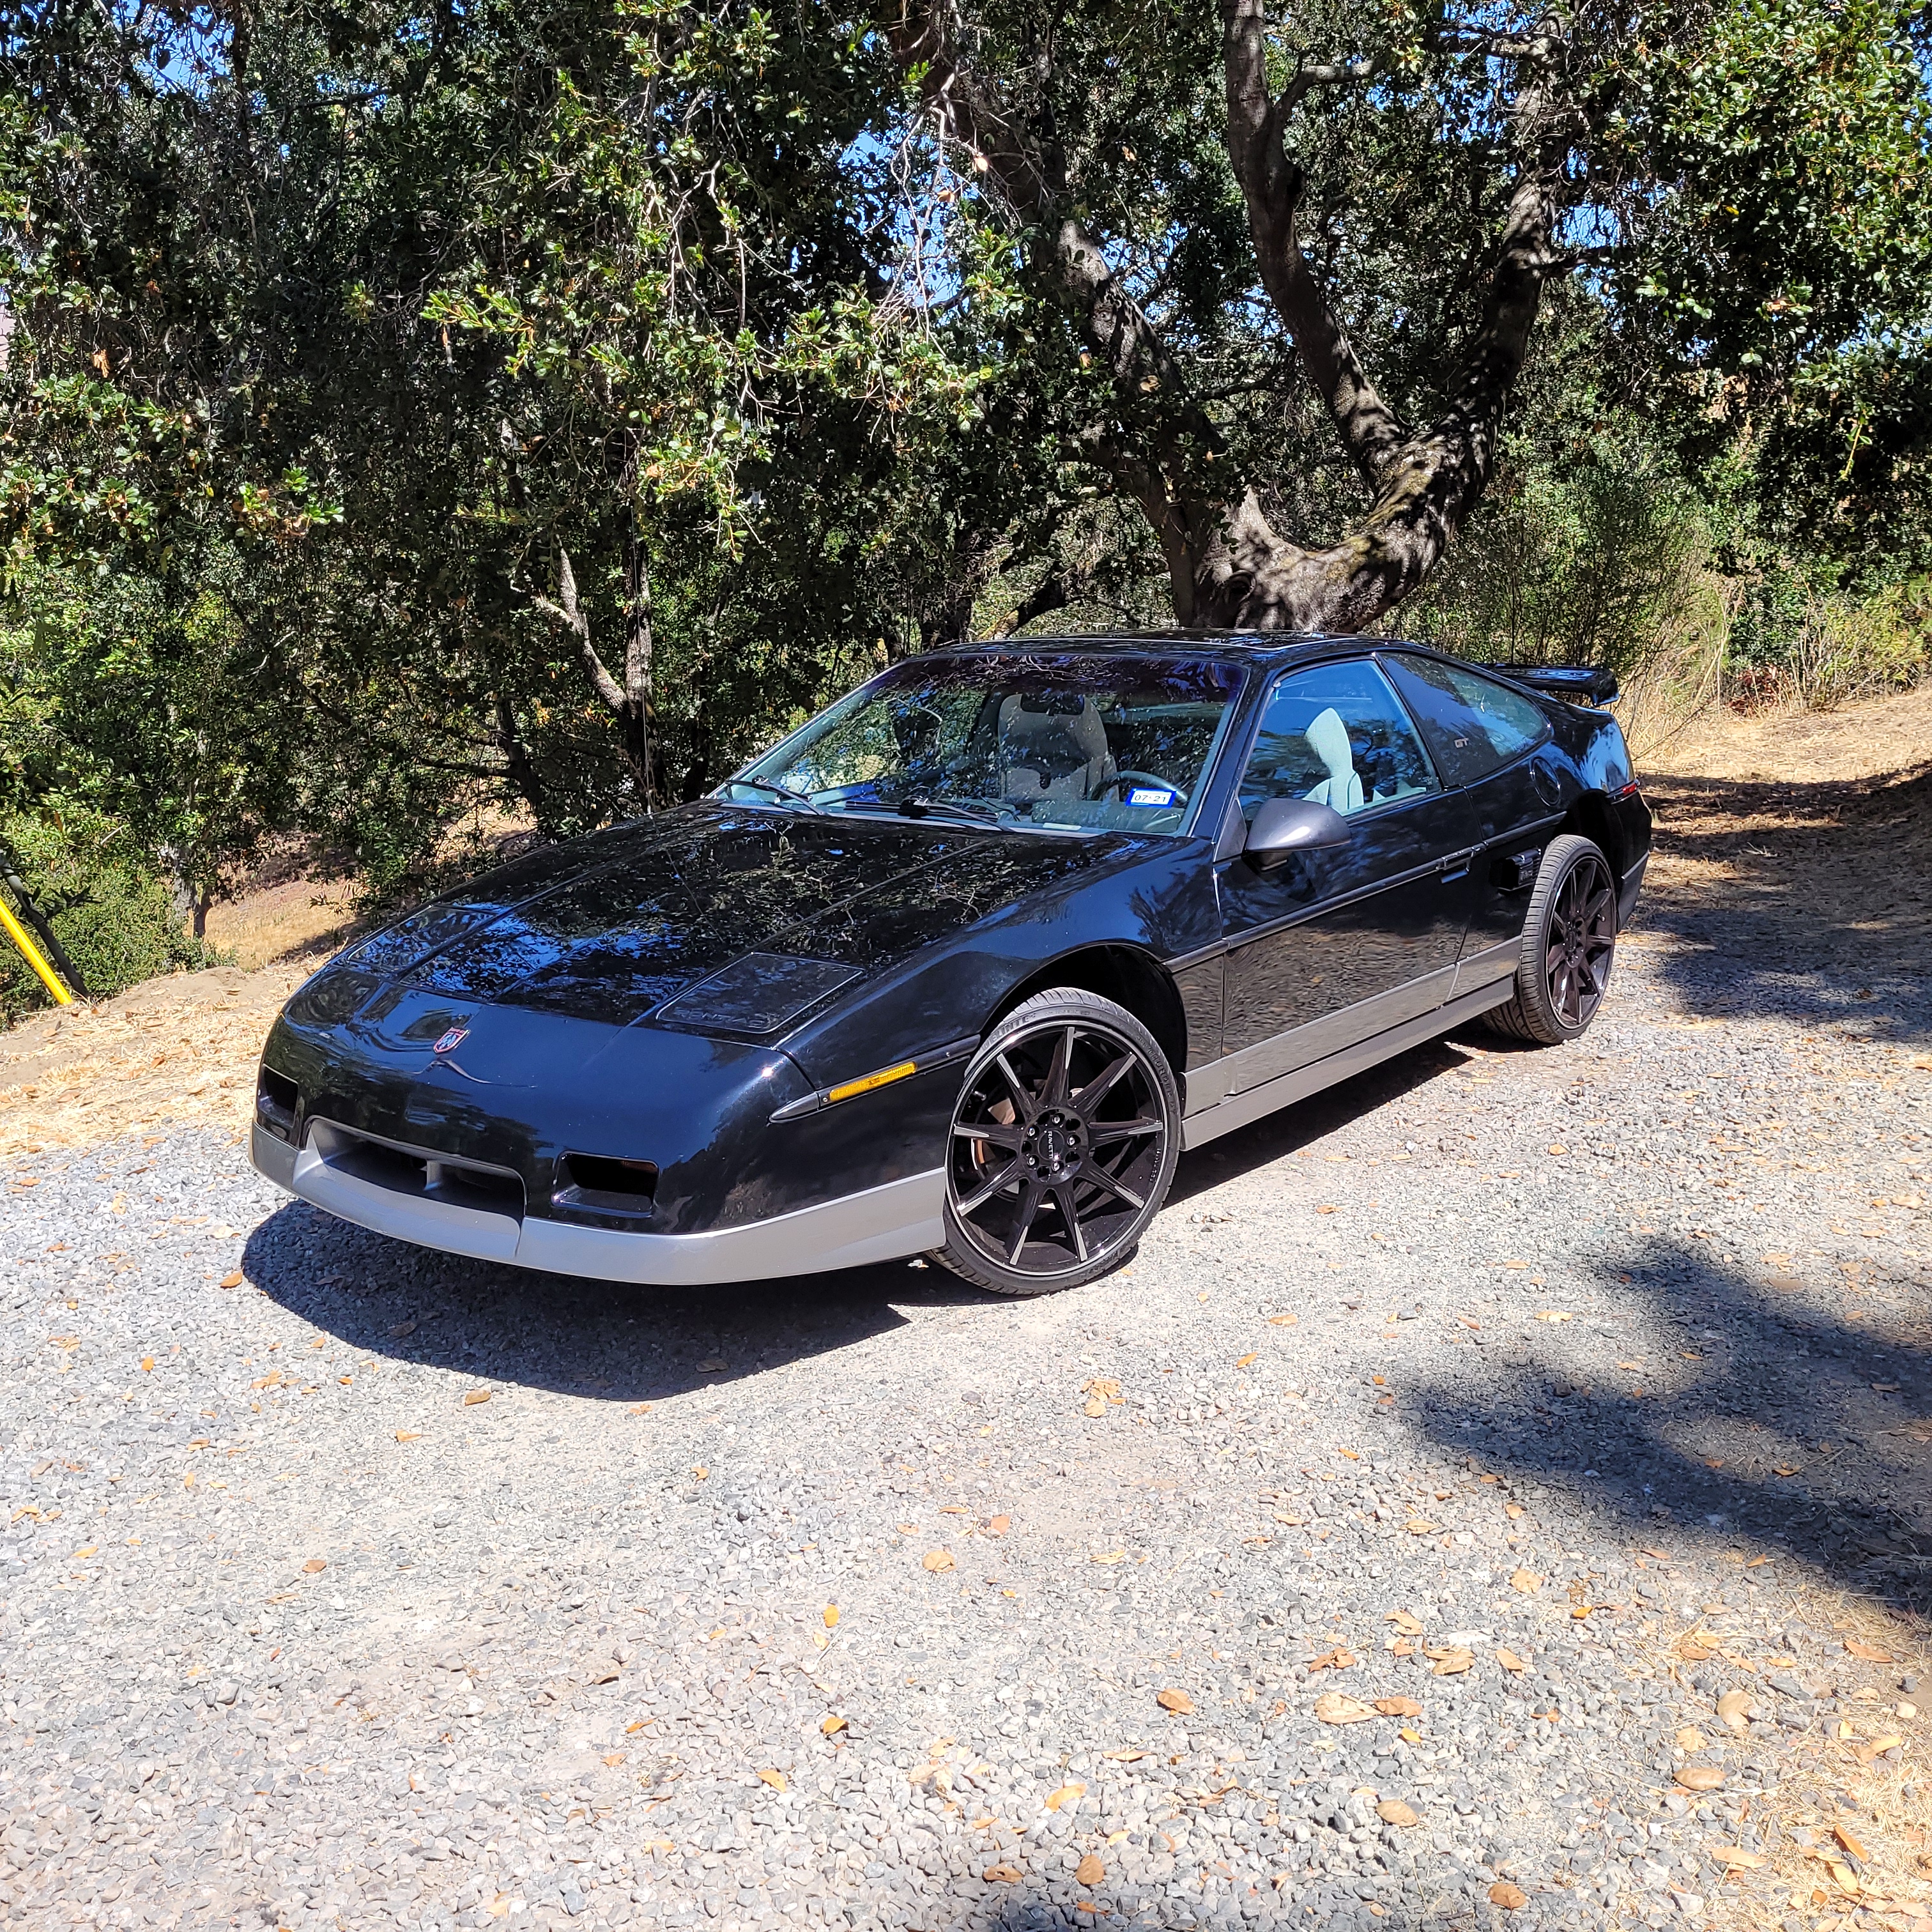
top-left (432, 1026), bottom-right (470, 1055)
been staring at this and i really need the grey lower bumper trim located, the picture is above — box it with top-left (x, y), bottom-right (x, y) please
top-left (1179, 973), bottom-right (1514, 1150)
top-left (249, 1122), bottom-right (944, 1285)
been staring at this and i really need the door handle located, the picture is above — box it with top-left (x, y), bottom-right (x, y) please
top-left (1439, 847), bottom-right (1478, 884)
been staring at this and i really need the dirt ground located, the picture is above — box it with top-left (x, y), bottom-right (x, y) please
top-left (6, 688), bottom-right (1931, 1165)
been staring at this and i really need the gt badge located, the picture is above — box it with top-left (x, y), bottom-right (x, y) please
top-left (432, 1027), bottom-right (470, 1055)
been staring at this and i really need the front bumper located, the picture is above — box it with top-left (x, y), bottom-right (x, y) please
top-left (250, 1121), bottom-right (942, 1285)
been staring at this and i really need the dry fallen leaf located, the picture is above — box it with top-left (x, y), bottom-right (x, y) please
top-left (1425, 1646), bottom-right (1473, 1676)
top-left (1089, 1549), bottom-right (1126, 1565)
top-left (1503, 1502), bottom-right (1525, 1520)
top-left (1386, 1609), bottom-right (1425, 1636)
top-left (220, 1270), bottom-right (245, 1289)
top-left (1844, 1637), bottom-right (1896, 1663)
top-left (1509, 1567), bottom-right (1544, 1595)
top-left (302, 1558), bottom-right (326, 1574)
top-left (1676, 1726), bottom-right (1706, 1752)
top-left (986, 1514), bottom-right (1010, 1535)
top-left (1102, 1748), bottom-right (1147, 1762)
top-left (1675, 1766), bottom-right (1724, 1791)
top-left (1156, 1688), bottom-right (1194, 1715)
top-left (394, 1430), bottom-right (422, 1443)
top-left (1373, 1696), bottom-right (1422, 1717)
top-left (601, 1752), bottom-right (625, 1767)
top-left (922, 1549), bottom-right (956, 1574)
top-left (1404, 1519), bottom-right (1438, 1535)
top-left (1268, 1312), bottom-right (1298, 1326)
top-left (1377, 1799), bottom-right (1421, 1828)
top-left (1314, 1692), bottom-right (1374, 1724)
top-left (820, 1715), bottom-right (847, 1735)
top-left (1496, 1648), bottom-right (1527, 1674)
top-left (1236, 1351), bottom-right (1257, 1368)
top-left (1075, 1852), bottom-right (1105, 1886)
top-left (585, 1660), bottom-right (620, 1685)
top-left (140, 1356), bottom-right (154, 1373)
top-left (823, 1604), bottom-right (839, 1629)
top-left (1306, 1647), bottom-right (1356, 1673)
top-left (1708, 1844), bottom-right (1767, 1870)
top-left (1489, 1882), bottom-right (1528, 1910)
top-left (461, 1388), bottom-right (491, 1406)
top-left (758, 1769), bottom-right (788, 1793)
top-left (1044, 1782), bottom-right (1085, 1812)
top-left (983, 1864), bottom-right (1022, 1884)
top-left (1716, 1689), bottom-right (1753, 1732)
top-left (1834, 1824), bottom-right (1869, 1862)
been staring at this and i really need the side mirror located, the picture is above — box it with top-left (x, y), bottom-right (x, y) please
top-left (1243, 797), bottom-right (1353, 870)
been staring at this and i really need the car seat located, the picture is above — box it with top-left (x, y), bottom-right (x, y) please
top-left (1301, 707), bottom-right (1364, 815)
top-left (998, 696), bottom-right (1116, 801)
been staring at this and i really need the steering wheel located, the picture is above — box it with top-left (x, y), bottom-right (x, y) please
top-left (1094, 770), bottom-right (1191, 808)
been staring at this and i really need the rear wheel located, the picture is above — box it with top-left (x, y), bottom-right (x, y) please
top-left (1485, 833), bottom-right (1618, 1045)
top-left (933, 988), bottom-right (1180, 1296)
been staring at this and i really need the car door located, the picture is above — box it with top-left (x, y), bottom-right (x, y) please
top-left (1215, 657), bottom-right (1476, 1096)
top-left (1377, 653), bottom-right (1565, 987)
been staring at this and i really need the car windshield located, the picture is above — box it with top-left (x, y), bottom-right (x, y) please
top-left (723, 653), bottom-right (1245, 834)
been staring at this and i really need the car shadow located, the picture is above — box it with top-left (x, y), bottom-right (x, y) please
top-left (242, 1027), bottom-right (1484, 1392)
top-left (240, 1200), bottom-right (988, 1407)
top-left (1168, 1032), bottom-right (1478, 1204)
top-left (1406, 1232), bottom-right (1932, 1614)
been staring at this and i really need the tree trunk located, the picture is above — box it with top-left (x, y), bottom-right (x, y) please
top-left (884, 0), bottom-right (1568, 636)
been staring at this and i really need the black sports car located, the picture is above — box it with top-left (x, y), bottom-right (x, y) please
top-left (252, 634), bottom-right (1648, 1295)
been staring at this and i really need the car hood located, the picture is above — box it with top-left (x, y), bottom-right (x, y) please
top-left (315, 804), bottom-right (1140, 1032)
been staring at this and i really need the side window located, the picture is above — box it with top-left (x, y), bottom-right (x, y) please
top-left (1238, 660), bottom-right (1439, 823)
top-left (1381, 654), bottom-right (1550, 786)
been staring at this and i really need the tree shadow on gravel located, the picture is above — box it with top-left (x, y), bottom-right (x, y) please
top-left (240, 1198), bottom-right (986, 1407)
top-left (1407, 1234), bottom-right (1932, 1615)
top-left (1632, 762), bottom-right (1932, 1042)
top-left (862, 1878), bottom-right (1466, 1932)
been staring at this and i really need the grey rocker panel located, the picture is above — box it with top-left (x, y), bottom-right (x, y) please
top-left (1179, 973), bottom-right (1516, 1149)
top-left (250, 1123), bottom-right (944, 1285)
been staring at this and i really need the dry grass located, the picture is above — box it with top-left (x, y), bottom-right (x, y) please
top-left (1, 957), bottom-right (323, 1158)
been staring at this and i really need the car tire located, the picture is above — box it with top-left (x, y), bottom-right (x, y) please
top-left (1483, 832), bottom-right (1619, 1045)
top-left (932, 987), bottom-right (1181, 1296)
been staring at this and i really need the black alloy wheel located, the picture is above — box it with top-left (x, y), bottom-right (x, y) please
top-left (1486, 832), bottom-right (1620, 1045)
top-left (935, 988), bottom-right (1180, 1296)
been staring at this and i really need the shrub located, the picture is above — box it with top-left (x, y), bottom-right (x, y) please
top-left (0, 806), bottom-right (223, 1027)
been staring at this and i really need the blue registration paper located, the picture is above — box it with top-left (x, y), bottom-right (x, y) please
top-left (1126, 785), bottom-right (1178, 808)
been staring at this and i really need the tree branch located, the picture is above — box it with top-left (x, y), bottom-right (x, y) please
top-left (1221, 0), bottom-right (1409, 493)
top-left (533, 547), bottom-right (627, 716)
top-left (882, 0), bottom-right (1230, 619)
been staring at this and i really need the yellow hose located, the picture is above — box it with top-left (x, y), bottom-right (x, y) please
top-left (0, 893), bottom-right (73, 1004)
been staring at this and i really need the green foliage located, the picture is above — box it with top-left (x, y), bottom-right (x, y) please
top-left (0, 806), bottom-right (219, 1025)
top-left (0, 0), bottom-right (1928, 1020)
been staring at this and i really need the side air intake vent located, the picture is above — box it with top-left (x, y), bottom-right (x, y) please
top-left (256, 1068), bottom-right (300, 1142)
top-left (554, 1154), bottom-right (659, 1221)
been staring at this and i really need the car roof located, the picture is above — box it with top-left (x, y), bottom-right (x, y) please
top-left (940, 630), bottom-right (1414, 666)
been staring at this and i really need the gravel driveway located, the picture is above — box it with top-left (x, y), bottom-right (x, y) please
top-left (3, 760), bottom-right (1929, 1932)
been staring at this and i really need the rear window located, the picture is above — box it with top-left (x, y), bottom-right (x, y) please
top-left (1380, 654), bottom-right (1550, 787)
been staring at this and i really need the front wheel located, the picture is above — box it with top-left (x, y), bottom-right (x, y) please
top-left (1484, 832), bottom-right (1619, 1045)
top-left (933, 988), bottom-right (1181, 1296)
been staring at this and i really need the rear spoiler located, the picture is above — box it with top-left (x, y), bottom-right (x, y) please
top-left (1499, 663), bottom-right (1618, 706)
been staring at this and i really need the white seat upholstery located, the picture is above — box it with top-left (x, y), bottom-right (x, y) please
top-left (1301, 707), bottom-right (1363, 815)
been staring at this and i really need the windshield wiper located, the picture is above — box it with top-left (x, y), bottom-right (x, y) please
top-left (896, 795), bottom-right (1010, 827)
top-left (721, 778), bottom-right (824, 813)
